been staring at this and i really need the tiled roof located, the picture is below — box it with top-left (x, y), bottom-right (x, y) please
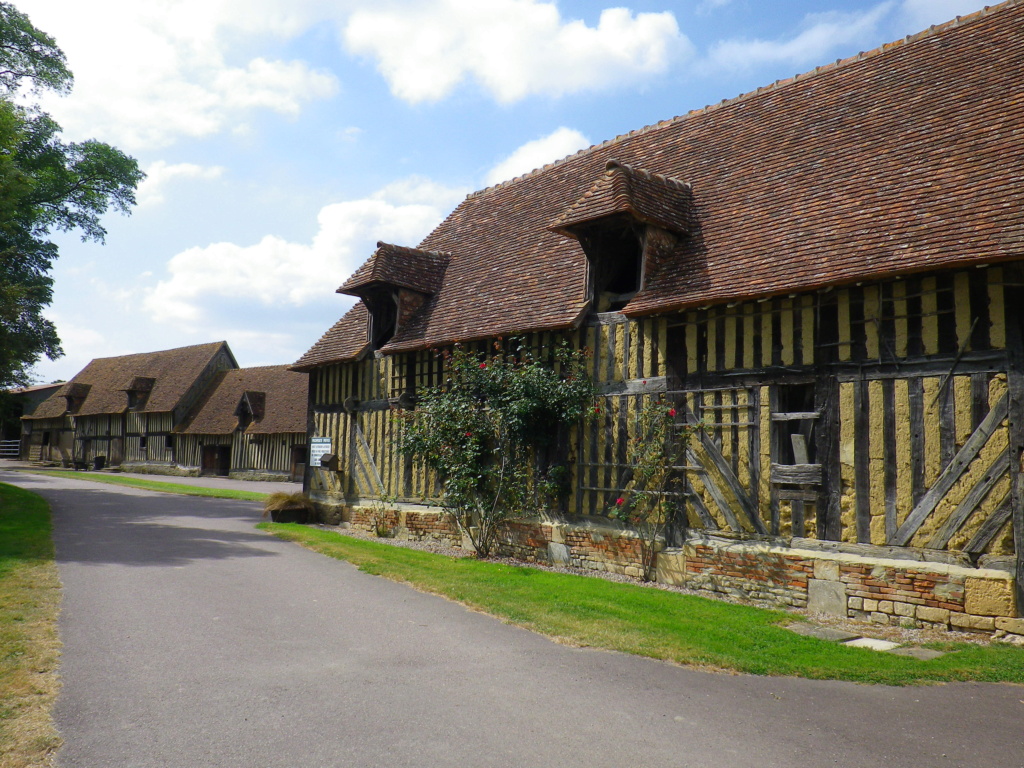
top-left (549, 161), bottom-right (693, 238)
top-left (178, 366), bottom-right (308, 435)
top-left (298, 1), bottom-right (1024, 364)
top-left (291, 304), bottom-right (371, 370)
top-left (29, 342), bottom-right (234, 419)
top-left (339, 242), bottom-right (449, 297)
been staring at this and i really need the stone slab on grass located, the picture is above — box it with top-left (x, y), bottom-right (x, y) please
top-left (843, 637), bottom-right (901, 652)
top-left (786, 623), bottom-right (862, 643)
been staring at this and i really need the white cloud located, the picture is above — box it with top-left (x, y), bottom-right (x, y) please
top-left (899, 0), bottom-right (986, 29)
top-left (485, 127), bottom-right (591, 186)
top-left (344, 0), bottom-right (688, 103)
top-left (143, 177), bottom-right (470, 327)
top-left (18, 0), bottom-right (341, 149)
top-left (137, 161), bottom-right (226, 207)
top-left (705, 2), bottom-right (896, 72)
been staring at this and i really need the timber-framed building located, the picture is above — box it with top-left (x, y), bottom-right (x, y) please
top-left (24, 342), bottom-right (237, 472)
top-left (294, 3), bottom-right (1024, 633)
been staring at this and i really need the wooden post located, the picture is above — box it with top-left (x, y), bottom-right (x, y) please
top-left (1003, 265), bottom-right (1024, 617)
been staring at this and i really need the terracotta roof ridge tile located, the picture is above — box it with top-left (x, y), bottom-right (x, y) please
top-left (464, 1), bottom-right (1016, 201)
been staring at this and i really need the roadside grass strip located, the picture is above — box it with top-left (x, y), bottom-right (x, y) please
top-left (15, 470), bottom-right (268, 502)
top-left (0, 484), bottom-right (61, 768)
top-left (260, 523), bottom-right (1024, 686)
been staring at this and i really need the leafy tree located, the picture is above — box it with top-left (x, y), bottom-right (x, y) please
top-left (0, 2), bottom-right (143, 388)
top-left (400, 340), bottom-right (595, 558)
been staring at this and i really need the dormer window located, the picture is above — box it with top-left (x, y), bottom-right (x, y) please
top-left (548, 160), bottom-right (693, 315)
top-left (60, 382), bottom-right (91, 414)
top-left (235, 390), bottom-right (266, 431)
top-left (574, 214), bottom-right (645, 312)
top-left (337, 241), bottom-right (449, 353)
top-left (120, 376), bottom-right (156, 411)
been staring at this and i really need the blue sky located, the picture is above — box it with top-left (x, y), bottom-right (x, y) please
top-left (18, 0), bottom-right (988, 382)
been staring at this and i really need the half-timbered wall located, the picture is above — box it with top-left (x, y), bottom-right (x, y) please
top-left (123, 411), bottom-right (176, 465)
top-left (308, 265), bottom-right (1018, 567)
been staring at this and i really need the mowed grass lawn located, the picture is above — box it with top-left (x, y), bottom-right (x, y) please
top-left (261, 522), bottom-right (1024, 686)
top-left (0, 484), bottom-right (61, 768)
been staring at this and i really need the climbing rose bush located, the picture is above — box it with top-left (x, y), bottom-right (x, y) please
top-left (400, 339), bottom-right (595, 558)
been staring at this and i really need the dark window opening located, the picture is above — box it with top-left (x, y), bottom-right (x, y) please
top-left (578, 217), bottom-right (644, 313)
top-left (775, 382), bottom-right (817, 465)
top-left (238, 407), bottom-right (253, 431)
top-left (367, 290), bottom-right (398, 350)
top-left (127, 391), bottom-right (141, 409)
top-left (42, 431), bottom-right (50, 446)
top-left (164, 434), bottom-right (174, 450)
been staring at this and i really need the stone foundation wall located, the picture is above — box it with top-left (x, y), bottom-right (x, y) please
top-left (657, 533), bottom-right (1020, 638)
top-left (120, 461), bottom-right (198, 477)
top-left (314, 501), bottom-right (1021, 637)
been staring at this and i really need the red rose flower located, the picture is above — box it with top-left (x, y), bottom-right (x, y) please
top-left (668, 408), bottom-right (676, 417)
top-left (616, 497), bottom-right (625, 506)
top-left (479, 362), bottom-right (487, 369)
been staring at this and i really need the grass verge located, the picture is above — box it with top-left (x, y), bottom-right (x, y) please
top-left (0, 484), bottom-right (61, 768)
top-left (15, 470), bottom-right (268, 502)
top-left (261, 522), bottom-right (1024, 686)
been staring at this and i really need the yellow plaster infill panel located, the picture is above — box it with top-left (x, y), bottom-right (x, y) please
top-left (780, 298), bottom-right (794, 366)
top-left (990, 372), bottom-right (1008, 407)
top-left (719, 389), bottom-right (733, 465)
top-left (838, 290), bottom-right (851, 362)
top-left (707, 312), bottom-right (718, 371)
top-left (868, 379), bottom-right (886, 544)
top-left (724, 312), bottom-right (738, 372)
top-left (641, 319), bottom-right (654, 379)
top-left (627, 321), bottom-right (639, 380)
top-left (863, 285), bottom-right (880, 360)
top-left (686, 319), bottom-right (698, 375)
top-left (949, 475), bottom-right (1010, 552)
top-left (614, 323), bottom-right (626, 382)
top-left (779, 499), bottom-right (793, 537)
top-left (743, 305), bottom-right (756, 370)
top-left (737, 389), bottom-right (751, 489)
top-left (839, 381), bottom-right (857, 543)
top-left (921, 276), bottom-right (939, 355)
top-left (801, 295), bottom-right (815, 366)
top-left (656, 318), bottom-right (668, 377)
top-left (989, 267), bottom-right (1006, 350)
top-left (922, 377), bottom-right (941, 488)
top-left (954, 272), bottom-right (972, 352)
top-left (953, 375), bottom-right (973, 449)
top-left (897, 378), bottom-right (913, 528)
top-left (759, 386), bottom-right (772, 522)
top-left (915, 422), bottom-right (1008, 549)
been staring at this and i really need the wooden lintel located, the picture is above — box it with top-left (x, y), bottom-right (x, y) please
top-left (770, 463), bottom-right (823, 485)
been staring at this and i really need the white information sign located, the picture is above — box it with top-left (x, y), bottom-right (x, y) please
top-left (309, 437), bottom-right (332, 465)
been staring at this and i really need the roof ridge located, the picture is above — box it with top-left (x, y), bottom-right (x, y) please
top-left (464, 0), bottom-right (1017, 200)
top-left (89, 340), bottom-right (226, 363)
top-left (607, 159), bottom-right (691, 191)
top-left (376, 241), bottom-right (451, 260)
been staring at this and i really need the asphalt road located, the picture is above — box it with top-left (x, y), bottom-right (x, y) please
top-left (5, 470), bottom-right (1024, 768)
